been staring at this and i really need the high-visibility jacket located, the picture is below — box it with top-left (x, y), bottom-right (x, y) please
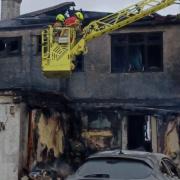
top-left (64, 16), bottom-right (80, 27)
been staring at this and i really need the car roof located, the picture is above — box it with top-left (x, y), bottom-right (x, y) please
top-left (89, 149), bottom-right (167, 159)
top-left (87, 149), bottom-right (168, 167)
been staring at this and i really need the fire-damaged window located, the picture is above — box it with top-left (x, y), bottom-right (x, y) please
top-left (0, 37), bottom-right (22, 57)
top-left (111, 32), bottom-right (163, 73)
top-left (74, 54), bottom-right (84, 72)
top-left (37, 35), bottom-right (42, 54)
top-left (81, 111), bottom-right (121, 151)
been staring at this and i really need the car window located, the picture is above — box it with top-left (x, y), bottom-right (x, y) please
top-left (77, 158), bottom-right (153, 179)
top-left (160, 161), bottom-right (171, 176)
top-left (163, 158), bottom-right (179, 178)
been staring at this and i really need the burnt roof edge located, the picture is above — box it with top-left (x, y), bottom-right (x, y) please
top-left (19, 2), bottom-right (75, 18)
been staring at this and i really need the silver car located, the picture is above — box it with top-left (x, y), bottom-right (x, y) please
top-left (67, 150), bottom-right (180, 180)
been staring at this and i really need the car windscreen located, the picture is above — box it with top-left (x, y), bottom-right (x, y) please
top-left (77, 158), bottom-right (153, 179)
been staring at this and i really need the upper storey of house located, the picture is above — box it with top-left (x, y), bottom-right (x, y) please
top-left (0, 2), bottom-right (180, 105)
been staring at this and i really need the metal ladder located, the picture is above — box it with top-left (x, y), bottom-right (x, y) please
top-left (83, 0), bottom-right (179, 41)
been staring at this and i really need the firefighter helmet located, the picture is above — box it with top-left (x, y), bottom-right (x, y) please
top-left (56, 14), bottom-right (65, 22)
top-left (75, 11), bottom-right (84, 21)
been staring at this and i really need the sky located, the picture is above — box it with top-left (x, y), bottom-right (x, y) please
top-left (20, 0), bottom-right (180, 15)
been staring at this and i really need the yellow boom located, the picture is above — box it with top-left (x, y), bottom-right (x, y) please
top-left (42, 0), bottom-right (178, 78)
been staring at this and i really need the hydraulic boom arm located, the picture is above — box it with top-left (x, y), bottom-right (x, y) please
top-left (42, 0), bottom-right (179, 77)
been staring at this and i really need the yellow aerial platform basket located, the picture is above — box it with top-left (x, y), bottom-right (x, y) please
top-left (42, 26), bottom-right (77, 77)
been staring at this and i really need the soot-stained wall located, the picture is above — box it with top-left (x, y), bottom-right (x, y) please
top-left (67, 25), bottom-right (180, 100)
top-left (157, 114), bottom-right (180, 168)
top-left (0, 29), bottom-right (65, 92)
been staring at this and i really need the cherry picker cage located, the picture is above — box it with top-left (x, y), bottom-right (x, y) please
top-left (42, 0), bottom-right (179, 78)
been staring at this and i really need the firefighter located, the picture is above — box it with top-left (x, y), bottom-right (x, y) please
top-left (64, 11), bottom-right (84, 38)
top-left (54, 13), bottom-right (65, 28)
top-left (53, 14), bottom-right (66, 43)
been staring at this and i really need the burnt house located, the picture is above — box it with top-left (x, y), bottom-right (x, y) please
top-left (0, 1), bottom-right (180, 179)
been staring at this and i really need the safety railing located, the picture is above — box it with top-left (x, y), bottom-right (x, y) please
top-left (42, 26), bottom-right (76, 77)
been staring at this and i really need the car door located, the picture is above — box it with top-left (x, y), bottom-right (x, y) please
top-left (162, 158), bottom-right (180, 180)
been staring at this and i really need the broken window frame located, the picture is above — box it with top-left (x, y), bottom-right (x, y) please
top-left (111, 32), bottom-right (163, 73)
top-left (0, 37), bottom-right (22, 57)
top-left (36, 35), bottom-right (42, 54)
top-left (74, 54), bottom-right (84, 72)
top-left (80, 110), bottom-right (121, 150)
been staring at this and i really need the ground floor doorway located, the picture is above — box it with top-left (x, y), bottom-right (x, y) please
top-left (127, 115), bottom-right (152, 152)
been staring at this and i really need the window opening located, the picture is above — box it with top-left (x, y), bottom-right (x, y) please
top-left (74, 54), bottom-right (84, 72)
top-left (0, 37), bottom-right (21, 57)
top-left (111, 32), bottom-right (163, 73)
top-left (37, 35), bottom-right (42, 53)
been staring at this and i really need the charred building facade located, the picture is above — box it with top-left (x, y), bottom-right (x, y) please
top-left (0, 2), bottom-right (179, 179)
